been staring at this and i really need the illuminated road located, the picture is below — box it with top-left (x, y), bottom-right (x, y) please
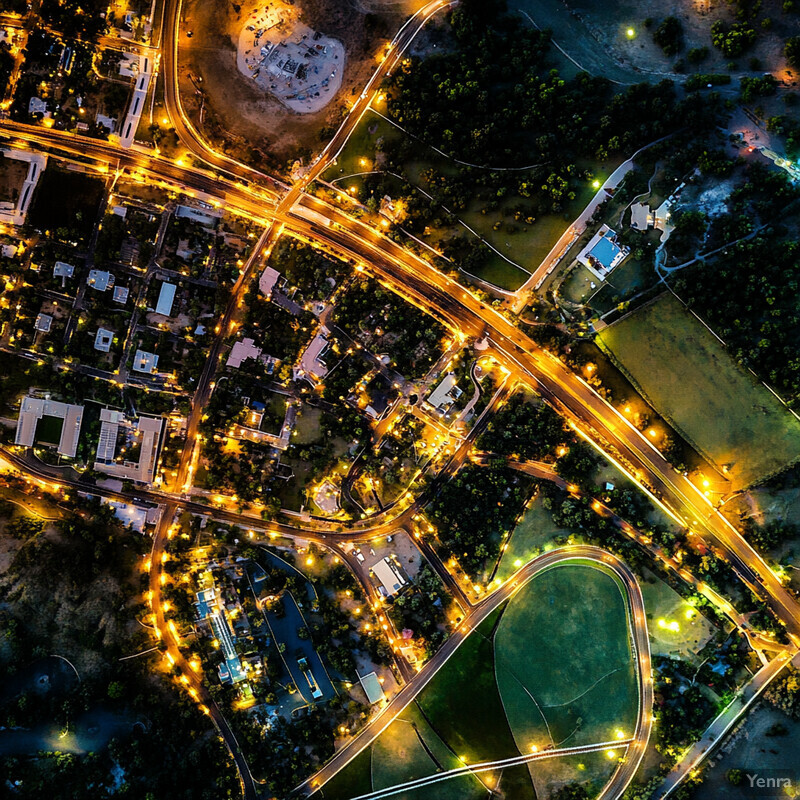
top-left (297, 545), bottom-right (652, 799)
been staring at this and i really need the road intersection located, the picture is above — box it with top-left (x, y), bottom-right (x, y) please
top-left (0, 1), bottom-right (798, 798)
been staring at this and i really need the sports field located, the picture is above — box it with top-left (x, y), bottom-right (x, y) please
top-left (495, 563), bottom-right (637, 750)
top-left (598, 293), bottom-right (800, 489)
top-left (317, 562), bottom-right (639, 799)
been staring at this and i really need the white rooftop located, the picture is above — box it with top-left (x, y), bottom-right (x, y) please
top-left (371, 557), bottom-right (407, 597)
top-left (53, 260), bottom-right (74, 278)
top-left (34, 313), bottom-right (52, 333)
top-left (155, 281), bottom-right (176, 317)
top-left (15, 396), bottom-right (84, 458)
top-left (113, 286), bottom-right (129, 304)
top-left (94, 328), bottom-right (113, 352)
top-left (259, 266), bottom-right (281, 296)
top-left (359, 671), bottom-right (386, 705)
top-left (427, 373), bottom-right (459, 411)
top-left (87, 269), bottom-right (114, 291)
top-left (133, 349), bottom-right (159, 374)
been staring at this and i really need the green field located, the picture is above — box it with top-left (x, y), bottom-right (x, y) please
top-left (318, 561), bottom-right (640, 799)
top-left (494, 494), bottom-right (571, 583)
top-left (598, 293), bottom-right (800, 489)
top-left (322, 109), bottom-right (602, 293)
top-left (495, 563), bottom-right (637, 750)
top-left (639, 570), bottom-right (716, 660)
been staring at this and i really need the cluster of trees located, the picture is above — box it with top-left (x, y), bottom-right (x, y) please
top-left (333, 278), bottom-right (446, 379)
top-left (671, 229), bottom-right (800, 405)
top-left (766, 665), bottom-right (800, 718)
top-left (243, 288), bottom-right (315, 365)
top-left (477, 393), bottom-right (567, 460)
top-left (427, 462), bottom-right (534, 578)
top-left (743, 519), bottom-right (797, 551)
top-left (0, 503), bottom-right (239, 798)
top-left (710, 20), bottom-right (757, 57)
top-left (268, 238), bottom-right (349, 303)
top-left (650, 16), bottom-right (684, 56)
top-left (388, 564), bottom-right (448, 658)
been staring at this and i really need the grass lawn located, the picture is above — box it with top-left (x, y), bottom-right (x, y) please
top-left (597, 293), bottom-right (800, 489)
top-left (317, 747), bottom-right (372, 800)
top-left (529, 750), bottom-right (617, 800)
top-left (370, 717), bottom-right (440, 791)
top-left (493, 493), bottom-right (571, 583)
top-left (293, 406), bottom-right (323, 445)
top-left (495, 563), bottom-right (637, 750)
top-left (415, 607), bottom-right (525, 766)
top-left (639, 570), bottom-right (716, 661)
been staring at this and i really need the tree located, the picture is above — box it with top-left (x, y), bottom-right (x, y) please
top-left (653, 17), bottom-right (683, 56)
top-left (786, 36), bottom-right (800, 70)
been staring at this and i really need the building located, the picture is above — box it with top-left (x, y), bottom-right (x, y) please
top-left (94, 328), bottom-right (113, 352)
top-left (425, 373), bottom-right (462, 414)
top-left (53, 261), bottom-right (74, 279)
top-left (258, 266), bottom-right (281, 297)
top-left (577, 226), bottom-right (629, 281)
top-left (227, 337), bottom-right (261, 369)
top-left (34, 313), bottom-right (52, 333)
top-left (371, 556), bottom-right (407, 598)
top-left (629, 202), bottom-right (652, 232)
top-left (94, 408), bottom-right (165, 484)
top-left (195, 587), bottom-right (246, 684)
top-left (295, 328), bottom-right (329, 383)
top-left (113, 286), bottom-right (129, 304)
top-left (358, 671), bottom-right (386, 705)
top-left (312, 479), bottom-right (340, 514)
top-left (15, 395), bottom-right (84, 458)
top-left (154, 281), bottom-right (176, 317)
top-left (87, 269), bottom-right (114, 292)
top-left (132, 349), bottom-right (159, 374)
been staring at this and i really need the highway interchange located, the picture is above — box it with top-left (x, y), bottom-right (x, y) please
top-left (1, 1), bottom-right (799, 798)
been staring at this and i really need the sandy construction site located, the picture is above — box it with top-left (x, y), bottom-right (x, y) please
top-left (237, 2), bottom-right (344, 113)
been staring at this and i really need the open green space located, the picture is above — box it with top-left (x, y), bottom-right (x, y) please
top-left (293, 406), bottom-right (323, 445)
top-left (597, 293), bottom-right (800, 489)
top-left (495, 563), bottom-right (637, 750)
top-left (529, 750), bottom-right (617, 800)
top-left (493, 493), bottom-right (571, 583)
top-left (323, 109), bottom-right (597, 293)
top-left (319, 560), bottom-right (640, 799)
top-left (639, 570), bottom-right (716, 660)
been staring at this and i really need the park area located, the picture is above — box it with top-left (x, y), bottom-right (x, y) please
top-left (322, 108), bottom-right (596, 292)
top-left (315, 562), bottom-right (637, 800)
top-left (597, 293), bottom-right (800, 490)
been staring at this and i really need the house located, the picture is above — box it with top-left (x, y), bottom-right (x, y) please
top-left (87, 269), bottom-right (114, 291)
top-left (358, 671), bottom-right (386, 705)
top-left (28, 96), bottom-right (47, 115)
top-left (295, 328), bottom-right (329, 383)
top-left (629, 202), bottom-right (652, 232)
top-left (94, 328), bottom-right (113, 352)
top-left (53, 261), bottom-right (74, 279)
top-left (258, 266), bottom-right (281, 297)
top-left (34, 312), bottom-right (52, 333)
top-left (370, 556), bottom-right (407, 598)
top-left (95, 113), bottom-right (117, 133)
top-left (15, 395), bottom-right (84, 458)
top-left (154, 281), bottom-right (176, 317)
top-left (576, 226), bottom-right (629, 280)
top-left (132, 349), bottom-right (159, 374)
top-left (113, 286), bottom-right (129, 304)
top-left (425, 373), bottom-right (462, 414)
top-left (226, 337), bottom-right (261, 369)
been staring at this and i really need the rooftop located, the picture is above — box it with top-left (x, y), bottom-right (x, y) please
top-left (371, 556), bottom-right (407, 597)
top-left (259, 266), bottom-right (281, 296)
top-left (87, 269), bottom-right (114, 292)
top-left (227, 337), bottom-right (261, 369)
top-left (15, 396), bottom-right (84, 458)
top-left (53, 260), bottom-right (74, 278)
top-left (94, 328), bottom-right (113, 352)
top-left (155, 281), bottom-right (176, 317)
top-left (132, 349), bottom-right (159, 374)
top-left (34, 312), bottom-right (52, 333)
top-left (113, 286), bottom-right (129, 304)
